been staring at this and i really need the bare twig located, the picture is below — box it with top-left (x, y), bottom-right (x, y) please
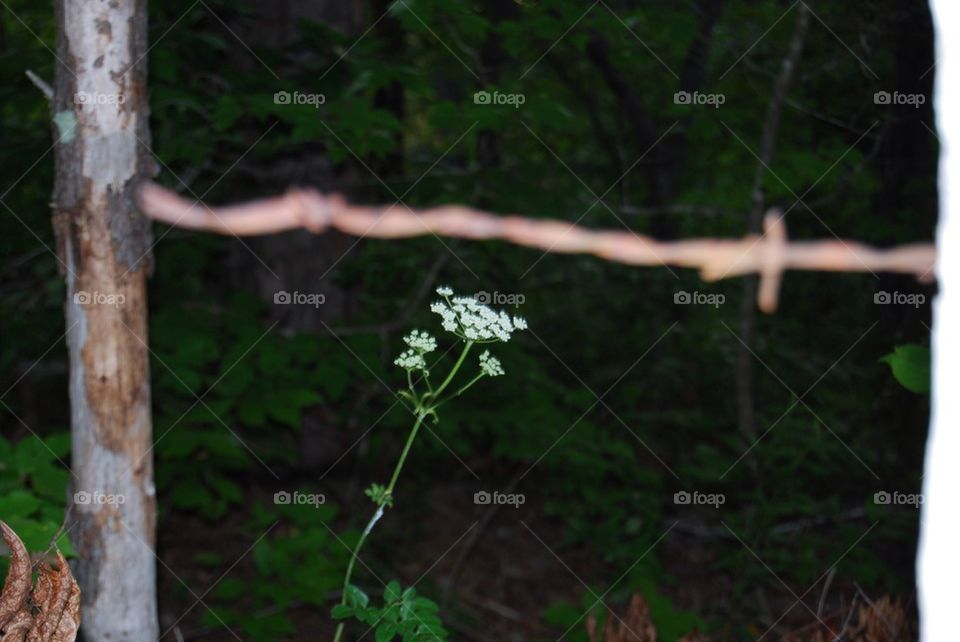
top-left (737, 2), bottom-right (811, 459)
top-left (25, 70), bottom-right (53, 100)
top-left (817, 566), bottom-right (836, 617)
top-left (135, 181), bottom-right (936, 313)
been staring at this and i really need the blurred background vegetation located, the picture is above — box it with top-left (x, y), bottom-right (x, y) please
top-left (0, 0), bottom-right (935, 639)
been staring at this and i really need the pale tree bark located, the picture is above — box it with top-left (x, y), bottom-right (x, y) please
top-left (51, 1), bottom-right (158, 640)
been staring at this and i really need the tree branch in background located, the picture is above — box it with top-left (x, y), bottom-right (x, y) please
top-left (736, 2), bottom-right (811, 456)
top-left (135, 181), bottom-right (934, 313)
top-left (679, 0), bottom-right (729, 94)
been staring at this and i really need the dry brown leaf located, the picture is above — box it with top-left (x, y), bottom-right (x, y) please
top-left (845, 595), bottom-right (912, 642)
top-left (0, 522), bottom-right (80, 642)
top-left (587, 593), bottom-right (658, 642)
top-left (0, 522), bottom-right (32, 632)
top-left (583, 591), bottom-right (918, 642)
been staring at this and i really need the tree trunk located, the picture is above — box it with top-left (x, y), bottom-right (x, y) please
top-left (51, 1), bottom-right (158, 640)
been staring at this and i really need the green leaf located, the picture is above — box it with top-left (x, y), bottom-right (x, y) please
top-left (376, 622), bottom-right (398, 642)
top-left (43, 433), bottom-right (70, 458)
top-left (345, 583), bottom-right (370, 608)
top-left (213, 95), bottom-right (243, 131)
top-left (0, 490), bottom-right (41, 517)
top-left (30, 466), bottom-right (70, 503)
top-left (384, 580), bottom-right (402, 603)
top-left (881, 344), bottom-right (931, 393)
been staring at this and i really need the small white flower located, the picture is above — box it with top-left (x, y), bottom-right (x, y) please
top-left (478, 350), bottom-right (505, 377)
top-left (429, 289), bottom-right (528, 343)
top-left (403, 329), bottom-right (437, 353)
top-left (394, 349), bottom-right (426, 371)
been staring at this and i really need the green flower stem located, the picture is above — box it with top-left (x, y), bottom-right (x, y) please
top-left (432, 341), bottom-right (473, 397)
top-left (386, 411), bottom-right (426, 495)
top-left (333, 409), bottom-right (427, 642)
top-left (332, 505), bottom-right (383, 642)
top-left (333, 340), bottom-right (474, 642)
top-left (435, 372), bottom-right (485, 408)
top-left (453, 372), bottom-right (485, 397)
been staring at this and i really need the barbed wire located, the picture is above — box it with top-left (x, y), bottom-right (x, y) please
top-left (135, 181), bottom-right (936, 312)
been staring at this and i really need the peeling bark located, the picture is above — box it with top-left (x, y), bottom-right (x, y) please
top-left (51, 1), bottom-right (157, 640)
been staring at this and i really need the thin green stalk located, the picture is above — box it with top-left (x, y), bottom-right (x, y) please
top-left (333, 341), bottom-right (473, 642)
top-left (332, 410), bottom-right (426, 642)
top-left (432, 341), bottom-right (473, 397)
top-left (331, 506), bottom-right (383, 642)
top-left (435, 372), bottom-right (485, 408)
top-left (387, 411), bottom-right (427, 494)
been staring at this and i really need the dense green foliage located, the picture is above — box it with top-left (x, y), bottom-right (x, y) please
top-left (0, 0), bottom-right (934, 639)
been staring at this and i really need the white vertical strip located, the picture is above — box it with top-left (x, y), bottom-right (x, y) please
top-left (920, 2), bottom-right (960, 640)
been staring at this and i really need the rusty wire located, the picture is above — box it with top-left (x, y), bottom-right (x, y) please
top-left (135, 181), bottom-right (936, 312)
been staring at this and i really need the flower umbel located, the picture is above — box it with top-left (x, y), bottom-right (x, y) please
top-left (478, 350), bottom-right (505, 377)
top-left (394, 349), bottom-right (426, 371)
top-left (430, 286), bottom-right (528, 342)
top-left (402, 329), bottom-right (437, 353)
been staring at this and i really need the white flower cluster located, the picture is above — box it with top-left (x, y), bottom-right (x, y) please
top-left (403, 329), bottom-right (437, 353)
top-left (395, 329), bottom-right (437, 372)
top-left (394, 350), bottom-right (427, 371)
top-left (478, 350), bottom-right (505, 377)
top-left (430, 287), bottom-right (528, 342)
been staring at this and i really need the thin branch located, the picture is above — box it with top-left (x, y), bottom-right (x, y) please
top-left (135, 181), bottom-right (936, 313)
top-left (25, 70), bottom-right (53, 100)
top-left (747, 3), bottom-right (811, 231)
top-left (737, 2), bottom-right (811, 467)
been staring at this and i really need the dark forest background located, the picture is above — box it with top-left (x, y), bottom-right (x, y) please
top-left (0, 0), bottom-right (936, 640)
